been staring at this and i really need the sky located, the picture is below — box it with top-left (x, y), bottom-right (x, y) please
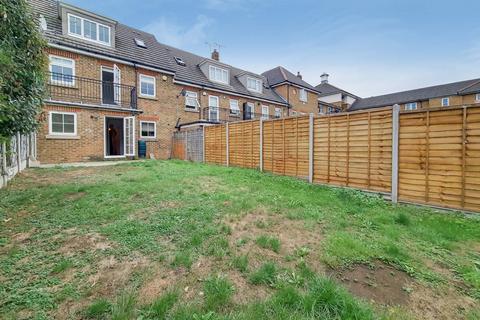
top-left (67, 0), bottom-right (480, 97)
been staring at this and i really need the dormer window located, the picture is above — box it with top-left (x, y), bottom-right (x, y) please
top-left (246, 77), bottom-right (262, 93)
top-left (67, 13), bottom-right (111, 46)
top-left (209, 65), bottom-right (229, 84)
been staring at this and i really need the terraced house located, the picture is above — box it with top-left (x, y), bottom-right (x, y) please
top-left (31, 0), bottom-right (288, 164)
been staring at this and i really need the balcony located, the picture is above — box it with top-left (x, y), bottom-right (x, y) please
top-left (46, 72), bottom-right (137, 110)
top-left (199, 106), bottom-right (281, 123)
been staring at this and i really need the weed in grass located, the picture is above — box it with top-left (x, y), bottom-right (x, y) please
top-left (219, 224), bottom-right (232, 235)
top-left (273, 285), bottom-right (302, 309)
top-left (205, 236), bottom-right (230, 258)
top-left (52, 258), bottom-right (73, 274)
top-left (232, 255), bottom-right (249, 273)
top-left (295, 246), bottom-right (311, 258)
top-left (111, 291), bottom-right (136, 320)
top-left (172, 251), bottom-right (193, 269)
top-left (249, 262), bottom-right (278, 286)
top-left (85, 299), bottom-right (111, 319)
top-left (235, 237), bottom-right (249, 247)
top-left (203, 275), bottom-right (235, 310)
top-left (145, 290), bottom-right (179, 319)
top-left (394, 213), bottom-right (411, 226)
top-left (256, 235), bottom-right (281, 253)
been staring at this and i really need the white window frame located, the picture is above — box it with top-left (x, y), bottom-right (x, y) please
top-left (246, 77), bottom-right (262, 93)
top-left (139, 121), bottom-right (156, 139)
top-left (274, 107), bottom-right (282, 118)
top-left (49, 111), bottom-right (77, 136)
top-left (405, 102), bottom-right (417, 111)
top-left (208, 65), bottom-right (229, 84)
top-left (229, 99), bottom-right (240, 116)
top-left (208, 95), bottom-right (220, 121)
top-left (476, 93), bottom-right (480, 102)
top-left (441, 97), bottom-right (450, 107)
top-left (299, 88), bottom-right (308, 102)
top-left (261, 105), bottom-right (269, 120)
top-left (49, 55), bottom-right (75, 86)
top-left (185, 91), bottom-right (199, 111)
top-left (139, 74), bottom-right (156, 98)
top-left (67, 13), bottom-right (111, 46)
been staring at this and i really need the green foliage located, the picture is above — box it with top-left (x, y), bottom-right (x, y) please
top-left (203, 275), bottom-right (234, 310)
top-left (0, 0), bottom-right (47, 138)
top-left (249, 262), bottom-right (278, 286)
top-left (232, 255), bottom-right (249, 273)
top-left (394, 213), bottom-right (411, 226)
top-left (51, 258), bottom-right (73, 274)
top-left (144, 291), bottom-right (179, 319)
top-left (172, 251), bottom-right (193, 269)
top-left (85, 299), bottom-right (111, 319)
top-left (111, 291), bottom-right (136, 320)
top-left (256, 235), bottom-right (281, 253)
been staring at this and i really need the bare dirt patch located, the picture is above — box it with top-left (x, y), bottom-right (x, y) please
top-left (333, 261), bottom-right (412, 306)
top-left (226, 208), bottom-right (325, 272)
top-left (58, 232), bottom-right (113, 256)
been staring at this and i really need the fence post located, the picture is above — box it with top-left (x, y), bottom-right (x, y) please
top-left (1, 141), bottom-right (7, 188)
top-left (202, 125), bottom-right (206, 163)
top-left (16, 133), bottom-right (21, 173)
top-left (259, 119), bottom-right (263, 171)
top-left (184, 130), bottom-right (188, 161)
top-left (391, 104), bottom-right (400, 203)
top-left (226, 123), bottom-right (230, 167)
top-left (308, 113), bottom-right (314, 183)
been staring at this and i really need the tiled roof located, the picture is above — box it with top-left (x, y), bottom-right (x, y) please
top-left (350, 78), bottom-right (480, 111)
top-left (29, 0), bottom-right (288, 105)
top-left (315, 82), bottom-right (359, 98)
top-left (262, 66), bottom-right (319, 92)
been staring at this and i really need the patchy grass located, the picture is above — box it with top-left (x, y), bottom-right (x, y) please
top-left (0, 160), bottom-right (479, 319)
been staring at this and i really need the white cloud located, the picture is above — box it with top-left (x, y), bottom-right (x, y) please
top-left (143, 15), bottom-right (213, 48)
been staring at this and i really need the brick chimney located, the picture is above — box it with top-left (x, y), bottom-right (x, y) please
top-left (297, 71), bottom-right (302, 80)
top-left (211, 49), bottom-right (220, 61)
top-left (320, 73), bottom-right (329, 84)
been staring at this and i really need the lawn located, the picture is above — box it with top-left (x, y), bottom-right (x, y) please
top-left (0, 160), bottom-right (479, 320)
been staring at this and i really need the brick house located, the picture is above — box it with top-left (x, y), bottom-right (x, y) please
top-left (31, 0), bottom-right (288, 164)
top-left (262, 67), bottom-right (320, 115)
top-left (315, 73), bottom-right (359, 113)
top-left (348, 78), bottom-right (480, 112)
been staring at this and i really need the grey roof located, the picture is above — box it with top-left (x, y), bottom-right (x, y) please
top-left (262, 67), bottom-right (319, 92)
top-left (29, 0), bottom-right (287, 105)
top-left (161, 44), bottom-right (287, 105)
top-left (315, 82), bottom-right (359, 99)
top-left (350, 78), bottom-right (480, 111)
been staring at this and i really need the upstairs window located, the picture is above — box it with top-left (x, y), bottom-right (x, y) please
top-left (185, 91), bottom-right (199, 110)
top-left (139, 74), bottom-right (155, 98)
top-left (299, 88), bottom-right (308, 102)
top-left (49, 55), bottom-right (75, 86)
top-left (230, 99), bottom-right (240, 116)
top-left (67, 13), bottom-right (111, 46)
top-left (405, 102), bottom-right (417, 111)
top-left (441, 97), bottom-right (450, 107)
top-left (247, 77), bottom-right (262, 93)
top-left (476, 93), bottom-right (480, 102)
top-left (209, 65), bottom-right (229, 84)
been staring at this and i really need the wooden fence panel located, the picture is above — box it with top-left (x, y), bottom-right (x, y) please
top-left (465, 107), bottom-right (480, 211)
top-left (205, 125), bottom-right (226, 165)
top-left (227, 120), bottom-right (260, 169)
top-left (313, 109), bottom-right (391, 192)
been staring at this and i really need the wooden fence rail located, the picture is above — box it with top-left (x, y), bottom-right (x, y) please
top-left (200, 105), bottom-right (480, 213)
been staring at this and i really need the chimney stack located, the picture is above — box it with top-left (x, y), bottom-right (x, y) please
top-left (211, 49), bottom-right (220, 61)
top-left (320, 73), bottom-right (329, 84)
top-left (297, 71), bottom-right (302, 80)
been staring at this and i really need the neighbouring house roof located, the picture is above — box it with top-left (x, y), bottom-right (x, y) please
top-left (29, 0), bottom-right (287, 106)
top-left (262, 66), bottom-right (319, 92)
top-left (315, 82), bottom-right (360, 99)
top-left (161, 44), bottom-right (287, 105)
top-left (350, 78), bottom-right (480, 111)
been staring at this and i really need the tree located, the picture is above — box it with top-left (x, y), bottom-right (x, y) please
top-left (0, 0), bottom-right (46, 140)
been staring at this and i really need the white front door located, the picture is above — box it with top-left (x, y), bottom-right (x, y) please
top-left (124, 116), bottom-right (135, 156)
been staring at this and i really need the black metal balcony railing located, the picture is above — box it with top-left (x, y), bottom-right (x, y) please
top-left (200, 106), bottom-right (282, 123)
top-left (46, 72), bottom-right (137, 109)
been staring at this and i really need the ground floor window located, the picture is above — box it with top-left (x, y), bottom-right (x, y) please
top-left (49, 112), bottom-right (77, 135)
top-left (405, 102), bottom-right (417, 111)
top-left (140, 121), bottom-right (156, 138)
